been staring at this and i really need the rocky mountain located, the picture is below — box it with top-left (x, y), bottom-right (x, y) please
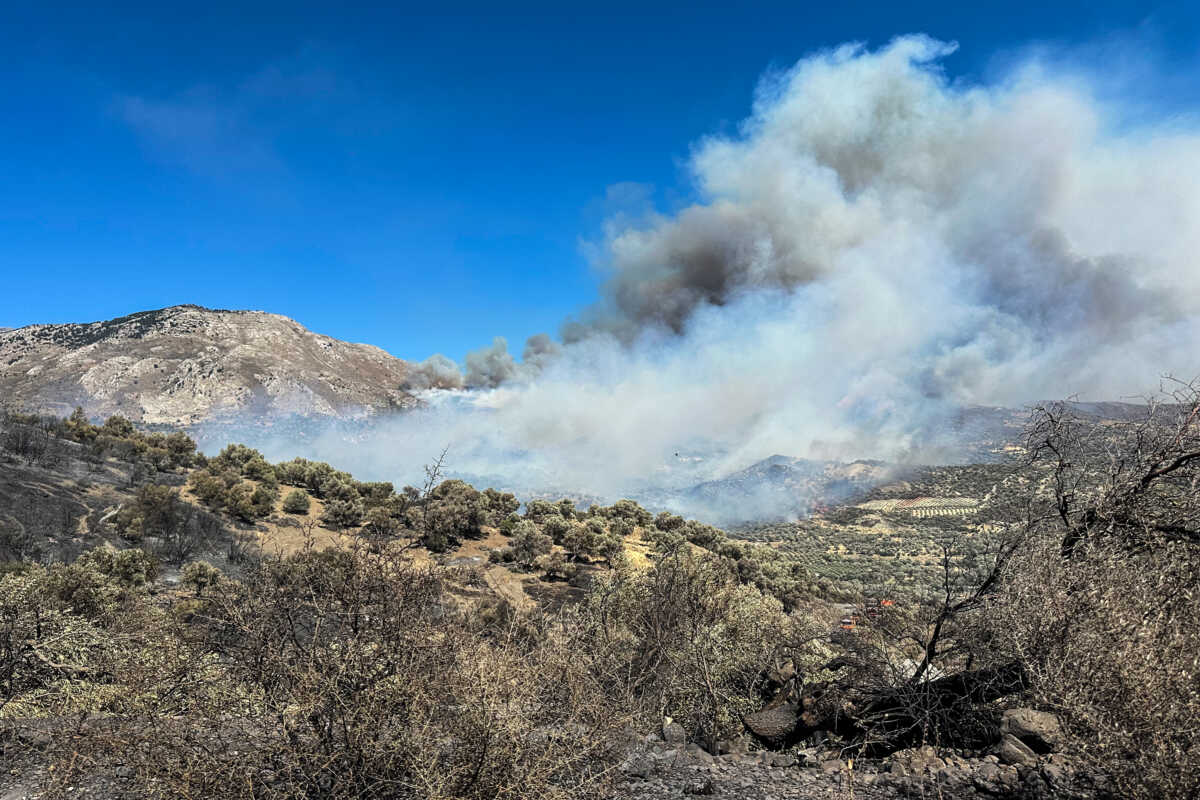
top-left (0, 305), bottom-right (416, 425)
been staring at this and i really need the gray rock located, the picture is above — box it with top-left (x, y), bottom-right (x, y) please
top-left (662, 721), bottom-right (688, 745)
top-left (995, 733), bottom-right (1038, 767)
top-left (16, 729), bottom-right (52, 748)
top-left (974, 762), bottom-right (1001, 787)
top-left (1042, 762), bottom-right (1072, 792)
top-left (770, 753), bottom-right (796, 768)
top-left (997, 763), bottom-right (1020, 787)
top-left (888, 745), bottom-right (943, 777)
top-left (682, 776), bottom-right (715, 795)
top-left (1001, 708), bottom-right (1065, 753)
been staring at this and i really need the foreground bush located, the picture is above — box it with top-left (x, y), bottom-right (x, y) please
top-left (998, 534), bottom-right (1200, 798)
top-left (38, 544), bottom-right (627, 799)
top-left (0, 551), bottom-right (230, 719)
top-left (990, 393), bottom-right (1200, 799)
top-left (585, 545), bottom-right (809, 752)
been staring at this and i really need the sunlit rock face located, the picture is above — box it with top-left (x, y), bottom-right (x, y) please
top-left (0, 305), bottom-right (416, 425)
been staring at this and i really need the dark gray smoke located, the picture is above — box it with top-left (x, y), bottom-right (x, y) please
top-left (404, 354), bottom-right (464, 390)
top-left (463, 337), bottom-right (517, 388)
top-left (521, 333), bottom-right (561, 370)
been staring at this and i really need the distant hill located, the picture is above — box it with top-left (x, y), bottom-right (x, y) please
top-left (0, 305), bottom-right (416, 425)
top-left (659, 455), bottom-right (892, 524)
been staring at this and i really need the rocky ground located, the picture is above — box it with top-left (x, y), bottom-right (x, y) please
top-left (611, 711), bottom-right (1100, 800)
top-left (613, 744), bottom-right (1092, 800)
top-left (0, 731), bottom-right (1093, 800)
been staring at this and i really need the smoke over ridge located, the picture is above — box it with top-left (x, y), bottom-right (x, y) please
top-left (247, 35), bottom-right (1200, 519)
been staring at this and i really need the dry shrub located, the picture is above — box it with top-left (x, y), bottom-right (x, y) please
top-left (0, 554), bottom-right (217, 719)
top-left (583, 544), bottom-right (808, 752)
top-left (47, 543), bottom-right (626, 799)
top-left (997, 529), bottom-right (1200, 799)
top-left (996, 391), bottom-right (1200, 799)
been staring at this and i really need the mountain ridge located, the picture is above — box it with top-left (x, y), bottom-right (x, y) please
top-left (0, 304), bottom-right (416, 425)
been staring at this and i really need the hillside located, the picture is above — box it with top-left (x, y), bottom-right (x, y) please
top-left (0, 403), bottom-right (1196, 799)
top-left (0, 305), bottom-right (417, 425)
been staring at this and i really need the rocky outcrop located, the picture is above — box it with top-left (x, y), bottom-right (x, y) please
top-left (0, 305), bottom-right (417, 425)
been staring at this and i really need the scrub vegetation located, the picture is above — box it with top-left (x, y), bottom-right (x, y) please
top-left (0, 388), bottom-right (1197, 799)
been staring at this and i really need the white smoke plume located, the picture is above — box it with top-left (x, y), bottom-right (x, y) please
top-left (246, 35), bottom-right (1200, 520)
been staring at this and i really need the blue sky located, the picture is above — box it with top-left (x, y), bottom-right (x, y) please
top-left (2, 1), bottom-right (1197, 362)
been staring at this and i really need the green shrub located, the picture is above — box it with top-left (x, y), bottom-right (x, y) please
top-left (585, 546), bottom-right (802, 751)
top-left (188, 470), bottom-right (228, 507)
top-left (410, 480), bottom-right (489, 551)
top-left (77, 547), bottom-right (160, 588)
top-left (321, 498), bottom-right (365, 529)
top-left (483, 488), bottom-right (520, 520)
top-left (508, 521), bottom-right (552, 566)
top-left (361, 506), bottom-right (399, 538)
top-left (535, 549), bottom-right (577, 581)
top-left (181, 560), bottom-right (222, 596)
top-left (249, 485), bottom-right (277, 517)
top-left (356, 481), bottom-right (396, 509)
top-left (281, 488), bottom-right (311, 515)
top-left (541, 514), bottom-right (571, 544)
top-left (654, 511), bottom-right (685, 531)
top-left (274, 457), bottom-right (310, 487)
top-left (523, 500), bottom-right (558, 522)
top-left (562, 519), bottom-right (623, 564)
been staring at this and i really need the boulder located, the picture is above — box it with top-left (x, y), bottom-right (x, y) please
top-left (1001, 708), bottom-right (1065, 753)
top-left (743, 703), bottom-right (800, 746)
top-left (662, 721), bottom-right (688, 745)
top-left (974, 761), bottom-right (1001, 789)
top-left (994, 733), bottom-right (1038, 767)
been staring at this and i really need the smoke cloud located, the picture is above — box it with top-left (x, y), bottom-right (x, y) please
top-left (404, 354), bottom-right (464, 390)
top-left (242, 36), bottom-right (1200, 521)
